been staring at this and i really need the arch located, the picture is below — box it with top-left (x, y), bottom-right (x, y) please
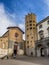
top-left (47, 42), bottom-right (49, 47)
top-left (40, 48), bottom-right (45, 56)
top-left (14, 42), bottom-right (18, 45)
top-left (36, 44), bottom-right (45, 57)
top-left (38, 30), bottom-right (43, 33)
top-left (37, 44), bottom-right (43, 48)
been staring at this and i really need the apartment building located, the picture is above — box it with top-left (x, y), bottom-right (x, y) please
top-left (35, 16), bottom-right (49, 57)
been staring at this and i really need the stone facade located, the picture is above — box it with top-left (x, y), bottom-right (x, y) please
top-left (25, 13), bottom-right (37, 56)
top-left (35, 16), bottom-right (49, 57)
top-left (0, 13), bottom-right (49, 57)
top-left (35, 37), bottom-right (49, 57)
top-left (0, 27), bottom-right (24, 57)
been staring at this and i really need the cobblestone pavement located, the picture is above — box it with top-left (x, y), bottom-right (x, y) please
top-left (0, 55), bottom-right (49, 65)
top-left (0, 59), bottom-right (40, 65)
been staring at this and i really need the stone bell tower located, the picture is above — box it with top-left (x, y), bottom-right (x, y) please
top-left (25, 13), bottom-right (37, 56)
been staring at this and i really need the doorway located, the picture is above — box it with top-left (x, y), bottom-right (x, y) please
top-left (13, 45), bottom-right (17, 55)
top-left (40, 48), bottom-right (45, 57)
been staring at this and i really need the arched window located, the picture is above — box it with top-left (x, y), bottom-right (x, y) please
top-left (15, 33), bottom-right (19, 37)
top-left (39, 30), bottom-right (44, 39)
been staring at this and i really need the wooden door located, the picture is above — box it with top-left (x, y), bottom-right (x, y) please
top-left (14, 45), bottom-right (17, 55)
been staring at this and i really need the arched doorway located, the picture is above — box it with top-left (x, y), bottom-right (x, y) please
top-left (13, 42), bottom-right (18, 55)
top-left (40, 48), bottom-right (45, 57)
top-left (37, 44), bottom-right (45, 57)
top-left (13, 45), bottom-right (17, 55)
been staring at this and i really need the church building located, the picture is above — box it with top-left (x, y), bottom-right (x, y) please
top-left (0, 26), bottom-right (24, 57)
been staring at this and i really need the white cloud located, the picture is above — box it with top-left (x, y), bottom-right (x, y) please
top-left (44, 0), bottom-right (49, 9)
top-left (0, 3), bottom-right (16, 36)
top-left (18, 23), bottom-right (25, 31)
top-left (0, 3), bottom-right (25, 40)
top-left (40, 0), bottom-right (49, 17)
top-left (18, 23), bottom-right (25, 40)
top-left (44, 0), bottom-right (49, 6)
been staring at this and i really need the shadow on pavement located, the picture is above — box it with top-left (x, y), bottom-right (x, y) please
top-left (12, 55), bottom-right (49, 65)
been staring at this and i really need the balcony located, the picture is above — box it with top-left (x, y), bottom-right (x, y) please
top-left (35, 37), bottom-right (49, 44)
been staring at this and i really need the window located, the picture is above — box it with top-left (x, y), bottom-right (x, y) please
top-left (47, 20), bottom-right (49, 24)
top-left (30, 41), bottom-right (32, 43)
top-left (33, 27), bottom-right (35, 29)
top-left (39, 24), bottom-right (42, 29)
top-left (31, 37), bottom-right (33, 39)
top-left (15, 33), bottom-right (19, 37)
top-left (27, 21), bottom-right (28, 23)
top-left (27, 28), bottom-right (28, 30)
top-left (40, 34), bottom-right (44, 39)
top-left (30, 27), bottom-right (32, 30)
top-left (29, 20), bottom-right (32, 23)
top-left (33, 24), bottom-right (35, 26)
top-left (27, 46), bottom-right (29, 48)
top-left (33, 21), bottom-right (35, 22)
top-left (27, 41), bottom-right (29, 43)
top-left (39, 30), bottom-right (44, 39)
top-left (27, 25), bottom-right (28, 27)
top-left (30, 24), bottom-right (32, 26)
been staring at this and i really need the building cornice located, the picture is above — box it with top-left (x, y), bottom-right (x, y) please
top-left (37, 16), bottom-right (49, 26)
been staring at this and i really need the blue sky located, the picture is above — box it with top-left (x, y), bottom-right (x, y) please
top-left (0, 0), bottom-right (49, 39)
top-left (0, 0), bottom-right (49, 21)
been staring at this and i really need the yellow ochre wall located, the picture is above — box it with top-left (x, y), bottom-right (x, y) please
top-left (25, 13), bottom-right (37, 48)
top-left (0, 37), bottom-right (8, 49)
top-left (8, 28), bottom-right (23, 43)
top-left (0, 27), bottom-right (24, 56)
